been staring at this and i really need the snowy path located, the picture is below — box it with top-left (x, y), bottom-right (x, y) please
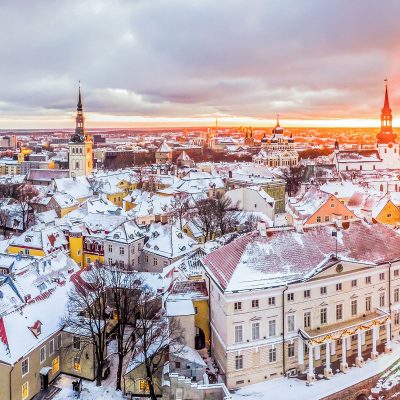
top-left (232, 341), bottom-right (400, 400)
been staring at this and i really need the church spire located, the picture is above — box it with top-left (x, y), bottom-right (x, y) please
top-left (377, 79), bottom-right (395, 144)
top-left (77, 81), bottom-right (83, 112)
top-left (276, 113), bottom-right (280, 127)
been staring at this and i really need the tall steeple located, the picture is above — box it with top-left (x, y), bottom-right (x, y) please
top-left (377, 79), bottom-right (396, 144)
top-left (74, 82), bottom-right (85, 138)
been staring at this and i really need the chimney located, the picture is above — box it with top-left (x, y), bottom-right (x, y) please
top-left (228, 170), bottom-right (233, 178)
top-left (294, 218), bottom-right (304, 233)
top-left (333, 214), bottom-right (343, 229)
top-left (257, 221), bottom-right (267, 237)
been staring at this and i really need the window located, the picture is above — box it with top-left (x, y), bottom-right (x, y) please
top-left (56, 334), bottom-right (62, 350)
top-left (379, 272), bottom-right (385, 281)
top-left (287, 293), bottom-right (294, 301)
top-left (387, 213), bottom-right (392, 218)
top-left (234, 302), bottom-right (242, 311)
top-left (336, 304), bottom-right (343, 321)
top-left (288, 343), bottom-right (295, 358)
top-left (320, 286), bottom-right (327, 295)
top-left (73, 336), bottom-right (81, 350)
top-left (320, 308), bottom-right (327, 325)
top-left (119, 247), bottom-right (124, 255)
top-left (336, 283), bottom-right (342, 291)
top-left (234, 325), bottom-right (243, 343)
top-left (380, 292), bottom-right (385, 307)
top-left (268, 319), bottom-right (276, 337)
top-left (324, 216), bottom-right (330, 222)
top-left (40, 346), bottom-right (46, 364)
top-left (395, 312), bottom-right (400, 325)
top-left (22, 382), bottom-right (29, 400)
top-left (269, 348), bottom-right (277, 363)
top-left (268, 297), bottom-right (276, 306)
top-left (252, 299), bottom-right (259, 308)
top-left (330, 203), bottom-right (335, 208)
top-left (395, 269), bottom-right (399, 277)
top-left (351, 279), bottom-right (357, 287)
top-left (316, 216), bottom-right (321, 223)
top-left (252, 322), bottom-right (260, 340)
top-left (351, 300), bottom-right (358, 316)
top-left (21, 358), bottom-right (29, 376)
top-left (49, 339), bottom-right (54, 355)
top-left (73, 356), bottom-right (81, 372)
top-left (395, 288), bottom-right (399, 303)
top-left (52, 356), bottom-right (60, 373)
top-left (287, 315), bottom-right (295, 333)
top-left (175, 361), bottom-right (181, 369)
top-left (365, 296), bottom-right (372, 312)
top-left (235, 355), bottom-right (243, 370)
top-left (304, 290), bottom-right (311, 298)
top-left (108, 245), bottom-right (112, 252)
top-left (304, 312), bottom-right (311, 328)
top-left (194, 307), bottom-right (198, 315)
top-left (366, 276), bottom-right (371, 284)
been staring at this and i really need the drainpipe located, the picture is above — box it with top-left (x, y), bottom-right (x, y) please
top-left (282, 285), bottom-right (288, 376)
top-left (9, 364), bottom-right (14, 400)
top-left (206, 273), bottom-right (212, 354)
top-left (389, 262), bottom-right (392, 340)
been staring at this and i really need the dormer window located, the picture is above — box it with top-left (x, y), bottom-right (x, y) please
top-left (113, 233), bottom-right (120, 239)
top-left (177, 233), bottom-right (183, 239)
top-left (25, 236), bottom-right (32, 243)
top-left (29, 320), bottom-right (42, 337)
top-left (154, 245), bottom-right (159, 251)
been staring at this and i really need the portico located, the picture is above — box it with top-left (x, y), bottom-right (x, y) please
top-left (298, 311), bottom-right (391, 384)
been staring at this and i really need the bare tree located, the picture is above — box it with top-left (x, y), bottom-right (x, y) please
top-left (282, 165), bottom-right (306, 197)
top-left (170, 192), bottom-right (191, 230)
top-left (0, 208), bottom-right (8, 238)
top-left (214, 193), bottom-right (241, 236)
top-left (88, 177), bottom-right (105, 196)
top-left (107, 267), bottom-right (141, 391)
top-left (190, 198), bottom-right (218, 242)
top-left (132, 289), bottom-right (184, 400)
top-left (63, 264), bottom-right (111, 386)
top-left (144, 174), bottom-right (160, 193)
top-left (15, 183), bottom-right (39, 231)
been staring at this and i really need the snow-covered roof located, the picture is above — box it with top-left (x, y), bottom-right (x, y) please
top-left (54, 176), bottom-right (92, 200)
top-left (0, 252), bottom-right (79, 364)
top-left (8, 225), bottom-right (68, 255)
top-left (105, 220), bottom-right (144, 244)
top-left (157, 141), bottom-right (172, 153)
top-left (202, 221), bottom-right (400, 292)
top-left (165, 299), bottom-right (194, 316)
top-left (320, 181), bottom-right (365, 199)
top-left (335, 149), bottom-right (381, 163)
top-left (143, 223), bottom-right (197, 259)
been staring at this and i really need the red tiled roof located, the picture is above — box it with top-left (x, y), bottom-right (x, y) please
top-left (171, 280), bottom-right (208, 297)
top-left (202, 222), bottom-right (400, 291)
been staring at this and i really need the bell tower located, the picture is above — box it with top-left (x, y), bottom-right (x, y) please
top-left (376, 80), bottom-right (399, 169)
top-left (68, 84), bottom-right (93, 177)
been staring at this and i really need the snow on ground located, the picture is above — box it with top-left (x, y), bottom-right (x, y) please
top-left (53, 375), bottom-right (124, 400)
top-left (232, 341), bottom-right (400, 400)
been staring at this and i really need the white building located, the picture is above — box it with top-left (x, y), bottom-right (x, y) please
top-left (202, 221), bottom-right (400, 390)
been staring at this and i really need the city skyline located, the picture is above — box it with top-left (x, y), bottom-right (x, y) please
top-left (1, 0), bottom-right (400, 128)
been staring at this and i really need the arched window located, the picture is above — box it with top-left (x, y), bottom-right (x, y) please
top-left (360, 165), bottom-right (362, 171)
top-left (380, 184), bottom-right (384, 192)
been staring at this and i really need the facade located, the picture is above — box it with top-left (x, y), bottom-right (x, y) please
top-left (155, 141), bottom-right (173, 164)
top-left (202, 222), bottom-right (400, 390)
top-left (253, 116), bottom-right (298, 168)
top-left (68, 87), bottom-right (93, 177)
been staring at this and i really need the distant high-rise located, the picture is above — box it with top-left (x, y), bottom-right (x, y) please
top-left (68, 84), bottom-right (93, 177)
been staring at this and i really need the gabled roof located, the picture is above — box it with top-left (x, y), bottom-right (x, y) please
top-left (202, 221), bottom-right (400, 292)
top-left (157, 141), bottom-right (172, 153)
top-left (335, 150), bottom-right (382, 163)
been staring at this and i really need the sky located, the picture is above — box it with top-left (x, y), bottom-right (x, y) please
top-left (1, 0), bottom-right (400, 129)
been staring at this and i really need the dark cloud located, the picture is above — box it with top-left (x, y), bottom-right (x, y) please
top-left (0, 0), bottom-right (400, 126)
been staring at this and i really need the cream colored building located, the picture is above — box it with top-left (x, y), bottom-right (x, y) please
top-left (202, 221), bottom-right (400, 390)
top-left (68, 87), bottom-right (93, 177)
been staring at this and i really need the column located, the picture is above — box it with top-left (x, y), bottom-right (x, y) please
top-left (385, 321), bottom-right (392, 353)
top-left (371, 326), bottom-right (378, 359)
top-left (324, 342), bottom-right (333, 379)
top-left (340, 337), bottom-right (349, 373)
top-left (307, 345), bottom-right (316, 385)
top-left (355, 332), bottom-right (364, 367)
top-left (298, 337), bottom-right (304, 368)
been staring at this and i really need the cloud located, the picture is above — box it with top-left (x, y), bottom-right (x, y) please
top-left (0, 0), bottom-right (400, 127)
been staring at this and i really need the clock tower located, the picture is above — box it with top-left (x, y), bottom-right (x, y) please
top-left (68, 85), bottom-right (93, 177)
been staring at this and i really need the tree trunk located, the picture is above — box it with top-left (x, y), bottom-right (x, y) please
top-left (96, 363), bottom-right (103, 386)
top-left (146, 364), bottom-right (157, 400)
top-left (116, 351), bottom-right (123, 390)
